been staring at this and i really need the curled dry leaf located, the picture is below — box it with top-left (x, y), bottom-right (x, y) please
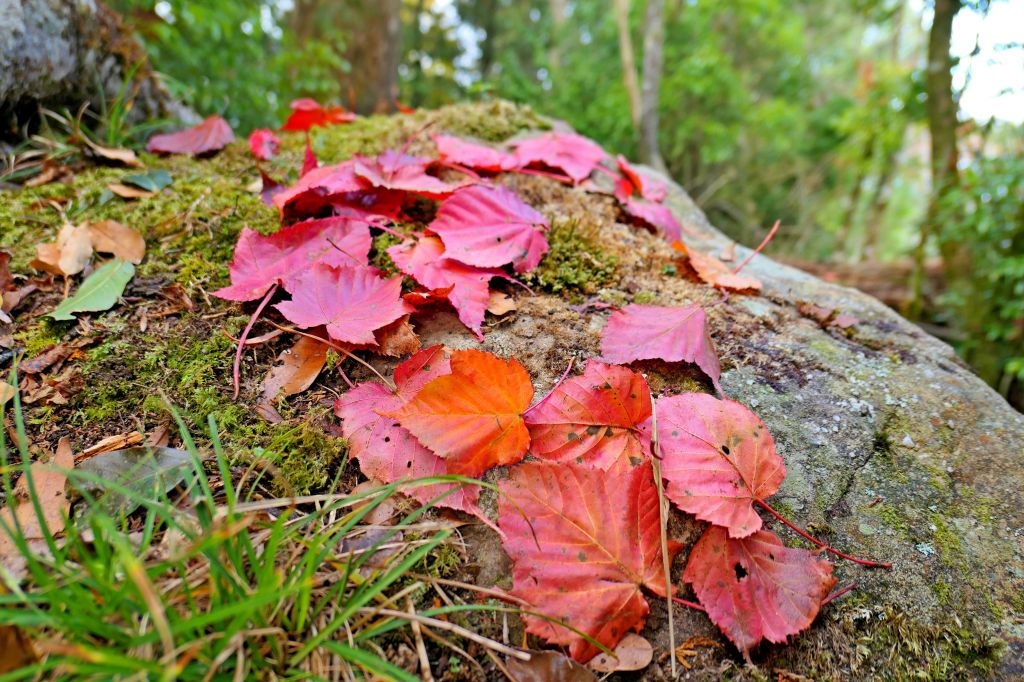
top-left (106, 183), bottom-right (155, 199)
top-left (31, 223), bottom-right (92, 276)
top-left (507, 650), bottom-right (597, 682)
top-left (674, 241), bottom-right (762, 291)
top-left (657, 393), bottom-right (785, 538)
top-left (588, 633), bottom-right (654, 673)
top-left (259, 335), bottom-right (329, 408)
top-left (81, 136), bottom-right (143, 167)
top-left (388, 349), bottom-right (533, 476)
top-left (146, 115), bottom-right (235, 156)
top-left (683, 525), bottom-right (836, 659)
top-left (600, 303), bottom-right (722, 392)
top-left (486, 291), bottom-right (517, 316)
top-left (0, 624), bottom-right (37, 674)
top-left (86, 220), bottom-right (146, 264)
top-left (525, 360), bottom-right (652, 471)
top-left (498, 460), bottom-right (680, 662)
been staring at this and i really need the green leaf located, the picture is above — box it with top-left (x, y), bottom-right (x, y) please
top-left (47, 259), bottom-right (134, 321)
top-left (121, 169), bottom-right (173, 192)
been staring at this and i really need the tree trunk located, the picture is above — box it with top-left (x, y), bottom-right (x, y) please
top-left (547, 0), bottom-right (568, 74)
top-left (639, 0), bottom-right (667, 171)
top-left (613, 0), bottom-right (642, 128)
top-left (343, 0), bottom-right (403, 114)
top-left (0, 0), bottom-right (193, 141)
top-left (908, 0), bottom-right (961, 318)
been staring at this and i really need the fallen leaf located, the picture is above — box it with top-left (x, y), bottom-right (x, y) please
top-left (249, 128), bottom-right (280, 161)
top-left (121, 169), bottom-right (173, 193)
top-left (498, 460), bottom-right (679, 662)
top-left (258, 170), bottom-right (286, 207)
top-left (797, 302), bottom-right (859, 330)
top-left (81, 137), bottom-right (144, 167)
top-left (372, 316), bottom-right (421, 357)
top-left (146, 115), bottom-right (235, 155)
top-left (433, 134), bottom-right (519, 172)
top-left (86, 220), bottom-right (146, 264)
top-left (275, 265), bottom-right (412, 345)
top-left (260, 335), bottom-right (329, 405)
top-left (24, 161), bottom-right (71, 188)
top-left (588, 633), bottom-right (653, 673)
top-left (430, 185), bottom-right (550, 273)
top-left (335, 346), bottom-right (486, 518)
top-left (74, 447), bottom-right (192, 518)
top-left (388, 235), bottom-right (506, 339)
top-left (107, 183), bottom-right (155, 199)
top-left (281, 98), bottom-right (356, 132)
top-left (349, 480), bottom-right (401, 525)
top-left (683, 525), bottom-right (836, 659)
top-left (674, 241), bottom-right (762, 291)
top-left (78, 432), bottom-right (144, 461)
top-left (511, 132), bottom-right (606, 183)
top-left (47, 259), bottom-right (134, 321)
top-left (622, 198), bottom-right (681, 242)
top-left (388, 349), bottom-right (533, 476)
top-left (525, 360), bottom-right (651, 471)
top-left (354, 149), bottom-right (468, 199)
top-left (31, 223), bottom-right (93, 276)
top-left (486, 291), bottom-right (517, 315)
top-left (616, 155), bottom-right (667, 202)
top-left (302, 135), bottom-right (319, 176)
top-left (600, 304), bottom-right (722, 392)
top-left (213, 217), bottom-right (371, 302)
top-left (0, 624), bottom-right (37, 674)
top-left (0, 383), bottom-right (14, 407)
top-left (507, 650), bottom-right (597, 682)
top-left (657, 393), bottom-right (785, 538)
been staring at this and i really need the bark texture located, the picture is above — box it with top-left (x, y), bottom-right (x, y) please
top-left (639, 0), bottom-right (666, 171)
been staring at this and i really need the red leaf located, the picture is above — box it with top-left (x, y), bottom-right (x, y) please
top-left (498, 460), bottom-right (680, 662)
top-left (274, 161), bottom-right (364, 212)
top-left (354, 149), bottom-right (469, 199)
top-left (248, 129), bottom-right (280, 161)
top-left (600, 304), bottom-right (721, 391)
top-left (387, 235), bottom-right (506, 339)
top-left (525, 360), bottom-right (652, 471)
top-left (213, 217), bottom-right (372, 301)
top-left (617, 155), bottom-right (667, 202)
top-left (673, 242), bottom-right (762, 291)
top-left (302, 136), bottom-right (319, 176)
top-left (147, 115), bottom-right (235, 155)
top-left (511, 132), bottom-right (606, 183)
top-left (387, 349), bottom-right (533, 476)
top-left (275, 264), bottom-right (412, 345)
top-left (258, 170), bottom-right (285, 206)
top-left (430, 185), bottom-right (549, 273)
top-left (335, 346), bottom-right (486, 518)
top-left (622, 198), bottom-right (681, 242)
top-left (282, 98), bottom-right (356, 132)
top-left (433, 134), bottom-right (519, 172)
top-left (683, 525), bottom-right (836, 657)
top-left (656, 393), bottom-right (785, 538)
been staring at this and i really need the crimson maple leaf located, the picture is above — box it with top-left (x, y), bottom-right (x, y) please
top-left (525, 360), bottom-right (652, 471)
top-left (498, 460), bottom-right (680, 662)
top-left (510, 132), bottom-right (606, 183)
top-left (683, 525), bottom-right (836, 659)
top-left (616, 155), bottom-right (667, 202)
top-left (147, 115), bottom-right (234, 155)
top-left (248, 128), bottom-right (280, 161)
top-left (622, 197), bottom-right (682, 242)
top-left (656, 393), bottom-right (785, 538)
top-left (433, 134), bottom-right (519, 172)
top-left (275, 264), bottom-right (412, 345)
top-left (387, 235), bottom-right (507, 339)
top-left (429, 185), bottom-right (550, 273)
top-left (354, 149), bottom-right (469, 199)
top-left (387, 349), bottom-right (533, 476)
top-left (281, 98), bottom-right (356, 132)
top-left (600, 304), bottom-right (722, 392)
top-left (213, 217), bottom-right (372, 302)
top-left (335, 346), bottom-right (486, 518)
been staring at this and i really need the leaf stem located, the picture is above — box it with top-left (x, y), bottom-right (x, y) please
top-left (733, 219), bottom-right (780, 275)
top-left (265, 321), bottom-right (394, 390)
top-left (822, 581), bottom-right (857, 606)
top-left (523, 358), bottom-right (574, 417)
top-left (756, 500), bottom-right (892, 568)
top-left (232, 283), bottom-right (278, 399)
top-left (670, 596), bottom-right (706, 612)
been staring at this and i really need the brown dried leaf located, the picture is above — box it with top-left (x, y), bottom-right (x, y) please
top-left (260, 335), bottom-right (329, 405)
top-left (78, 432), bottom-right (144, 462)
top-left (31, 224), bottom-right (93, 276)
top-left (107, 183), bottom-right (156, 199)
top-left (87, 220), bottom-right (146, 264)
top-left (82, 137), bottom-right (144, 167)
top-left (0, 625), bottom-right (37, 674)
top-left (487, 290), bottom-right (517, 315)
top-left (588, 633), bottom-right (653, 672)
top-left (507, 651), bottom-right (597, 682)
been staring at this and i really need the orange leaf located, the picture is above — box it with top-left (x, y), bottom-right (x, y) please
top-left (387, 349), bottom-right (533, 476)
top-left (673, 241), bottom-right (761, 291)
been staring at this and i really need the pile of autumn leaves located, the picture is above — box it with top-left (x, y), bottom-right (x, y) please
top-left (163, 100), bottom-right (846, 663)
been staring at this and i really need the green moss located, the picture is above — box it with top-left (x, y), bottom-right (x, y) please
top-left (370, 231), bottom-right (405, 277)
top-left (871, 503), bottom-right (911, 537)
top-left (929, 512), bottom-right (966, 569)
top-left (13, 320), bottom-right (70, 357)
top-left (422, 541), bottom-right (462, 579)
top-left (523, 218), bottom-right (617, 298)
top-left (259, 415), bottom-right (349, 496)
top-left (633, 291), bottom-right (657, 304)
top-left (932, 579), bottom-right (953, 605)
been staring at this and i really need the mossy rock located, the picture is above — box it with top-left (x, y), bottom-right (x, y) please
top-left (2, 101), bottom-right (1023, 679)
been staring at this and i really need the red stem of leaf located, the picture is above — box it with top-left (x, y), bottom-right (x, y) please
top-left (523, 358), bottom-right (575, 417)
top-left (232, 283), bottom-right (278, 399)
top-left (822, 581), bottom-right (857, 606)
top-left (733, 219), bottom-right (780, 275)
top-left (671, 596), bottom-right (706, 612)
top-left (756, 500), bottom-right (892, 568)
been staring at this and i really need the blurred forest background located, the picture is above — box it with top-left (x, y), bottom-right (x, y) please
top-left (100, 0), bottom-right (1024, 403)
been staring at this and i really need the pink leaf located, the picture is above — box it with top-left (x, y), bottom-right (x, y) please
top-left (273, 161), bottom-right (365, 212)
top-left (388, 235), bottom-right (505, 340)
top-left (147, 115), bottom-right (235, 155)
top-left (430, 185), bottom-right (549, 273)
top-left (433, 134), bottom-right (519, 172)
top-left (213, 217), bottom-right (371, 302)
top-left (525, 360), bottom-right (652, 471)
top-left (354, 149), bottom-right (470, 199)
top-left (281, 98), bottom-right (356, 132)
top-left (302, 136), bottom-right (318, 176)
top-left (623, 198), bottom-right (681, 242)
top-left (258, 170), bottom-right (285, 206)
top-left (275, 264), bottom-right (412, 345)
top-left (617, 155), bottom-right (667, 202)
top-left (511, 132), bottom-right (606, 183)
top-left (272, 161), bottom-right (404, 223)
top-left (248, 129), bottom-right (280, 161)
top-left (335, 346), bottom-right (488, 519)
top-left (600, 304), bottom-right (721, 391)
top-left (656, 393), bottom-right (785, 537)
